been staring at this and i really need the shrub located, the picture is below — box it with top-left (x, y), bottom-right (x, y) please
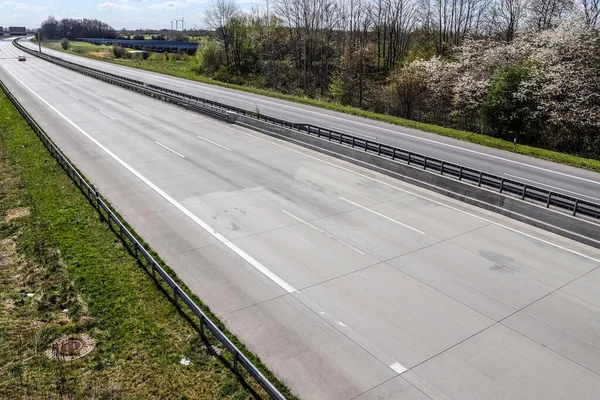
top-left (480, 64), bottom-right (537, 143)
top-left (112, 45), bottom-right (126, 58)
top-left (60, 38), bottom-right (70, 50)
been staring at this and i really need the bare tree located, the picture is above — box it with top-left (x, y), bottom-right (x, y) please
top-left (581, 0), bottom-right (600, 24)
top-left (493, 0), bottom-right (527, 40)
top-left (529, 0), bottom-right (573, 30)
top-left (205, 0), bottom-right (240, 65)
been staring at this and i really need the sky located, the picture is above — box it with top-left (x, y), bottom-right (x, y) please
top-left (0, 0), bottom-right (261, 31)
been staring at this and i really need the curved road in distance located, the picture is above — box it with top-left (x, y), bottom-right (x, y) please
top-left (17, 38), bottom-right (600, 203)
top-left (2, 38), bottom-right (600, 399)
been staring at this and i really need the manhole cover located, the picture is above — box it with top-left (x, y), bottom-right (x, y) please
top-left (46, 333), bottom-right (96, 361)
top-left (57, 339), bottom-right (84, 355)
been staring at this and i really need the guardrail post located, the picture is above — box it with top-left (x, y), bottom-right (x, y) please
top-left (546, 192), bottom-right (552, 208)
top-left (458, 166), bottom-right (463, 181)
top-left (407, 153), bottom-right (411, 165)
top-left (233, 350), bottom-right (239, 374)
top-left (499, 178), bottom-right (504, 193)
top-left (441, 161), bottom-right (445, 175)
top-left (378, 144), bottom-right (381, 155)
top-left (392, 148), bottom-right (396, 160)
top-left (522, 185), bottom-right (527, 200)
top-left (478, 172), bottom-right (483, 187)
top-left (423, 157), bottom-right (427, 170)
top-left (352, 137), bottom-right (355, 148)
top-left (573, 199), bottom-right (579, 216)
top-left (317, 127), bottom-right (321, 137)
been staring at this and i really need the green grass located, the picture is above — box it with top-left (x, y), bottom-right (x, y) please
top-left (39, 41), bottom-right (600, 172)
top-left (0, 87), bottom-right (295, 398)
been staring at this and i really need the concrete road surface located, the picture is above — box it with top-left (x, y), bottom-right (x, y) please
top-left (17, 38), bottom-right (600, 203)
top-left (2, 39), bottom-right (600, 399)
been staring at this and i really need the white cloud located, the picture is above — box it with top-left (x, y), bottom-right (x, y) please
top-left (0, 1), bottom-right (45, 11)
top-left (148, 1), bottom-right (187, 9)
top-left (96, 2), bottom-right (138, 10)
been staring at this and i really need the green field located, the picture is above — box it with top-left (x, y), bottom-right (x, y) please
top-left (0, 86), bottom-right (294, 398)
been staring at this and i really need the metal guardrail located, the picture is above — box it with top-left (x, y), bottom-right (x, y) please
top-left (14, 39), bottom-right (600, 221)
top-left (0, 73), bottom-right (286, 400)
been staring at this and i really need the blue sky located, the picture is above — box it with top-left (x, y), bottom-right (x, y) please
top-left (0, 0), bottom-right (260, 30)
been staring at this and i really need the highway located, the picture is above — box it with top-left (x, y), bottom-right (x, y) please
top-left (2, 38), bottom-right (600, 399)
top-left (15, 38), bottom-right (600, 203)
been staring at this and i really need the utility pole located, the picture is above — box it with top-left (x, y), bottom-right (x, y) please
top-left (38, 32), bottom-right (42, 53)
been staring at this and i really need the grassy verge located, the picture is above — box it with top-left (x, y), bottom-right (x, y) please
top-left (39, 41), bottom-right (600, 172)
top-left (0, 87), bottom-right (293, 398)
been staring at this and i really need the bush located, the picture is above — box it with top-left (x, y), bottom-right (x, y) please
top-left (60, 38), bottom-right (70, 50)
top-left (480, 64), bottom-right (537, 143)
top-left (112, 45), bottom-right (127, 58)
top-left (196, 42), bottom-right (225, 74)
top-left (384, 63), bottom-right (427, 120)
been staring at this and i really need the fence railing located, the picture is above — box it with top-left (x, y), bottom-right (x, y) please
top-left (14, 39), bottom-right (600, 221)
top-left (0, 74), bottom-right (287, 400)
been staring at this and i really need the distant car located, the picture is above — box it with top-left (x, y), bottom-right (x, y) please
top-left (18, 55), bottom-right (26, 61)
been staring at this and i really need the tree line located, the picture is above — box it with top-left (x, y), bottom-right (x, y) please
top-left (40, 16), bottom-right (117, 40)
top-left (201, 0), bottom-right (600, 158)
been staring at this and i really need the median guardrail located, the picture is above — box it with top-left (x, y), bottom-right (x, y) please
top-left (14, 38), bottom-right (600, 222)
top-left (0, 74), bottom-right (287, 400)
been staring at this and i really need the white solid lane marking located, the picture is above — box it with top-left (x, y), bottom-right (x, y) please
top-left (99, 111), bottom-right (115, 120)
top-left (95, 91), bottom-right (106, 97)
top-left (68, 93), bottom-right (79, 100)
top-left (1, 64), bottom-right (298, 295)
top-left (335, 320), bottom-right (347, 327)
top-left (227, 126), bottom-right (600, 262)
top-left (281, 210), bottom-right (366, 255)
top-left (155, 141), bottom-right (185, 158)
top-left (132, 107), bottom-right (150, 116)
top-left (197, 135), bottom-right (232, 151)
top-left (339, 197), bottom-right (425, 235)
top-left (389, 362), bottom-right (407, 374)
top-left (504, 173), bottom-right (600, 202)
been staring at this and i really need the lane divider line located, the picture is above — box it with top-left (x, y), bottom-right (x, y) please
top-left (132, 107), bottom-right (150, 116)
top-left (339, 197), bottom-right (425, 235)
top-left (281, 209), bottom-right (366, 255)
top-left (197, 135), bottom-right (232, 151)
top-left (68, 93), bottom-right (79, 100)
top-left (1, 63), bottom-right (298, 295)
top-left (389, 362), bottom-right (407, 374)
top-left (99, 111), bottom-right (115, 120)
top-left (155, 141), bottom-right (185, 158)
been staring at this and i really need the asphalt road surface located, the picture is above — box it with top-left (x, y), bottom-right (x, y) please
top-left (2, 39), bottom-right (600, 399)
top-left (16, 38), bottom-right (600, 203)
